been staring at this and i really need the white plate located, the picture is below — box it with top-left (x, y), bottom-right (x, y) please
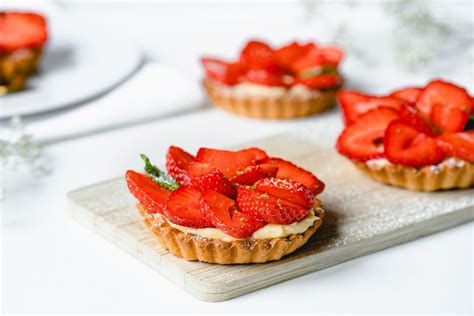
top-left (0, 21), bottom-right (142, 119)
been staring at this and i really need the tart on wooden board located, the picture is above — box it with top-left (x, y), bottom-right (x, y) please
top-left (126, 146), bottom-right (325, 264)
top-left (336, 79), bottom-right (474, 191)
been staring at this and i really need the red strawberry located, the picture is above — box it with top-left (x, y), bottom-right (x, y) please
top-left (416, 80), bottom-right (472, 120)
top-left (0, 12), bottom-right (48, 52)
top-left (245, 68), bottom-right (286, 87)
top-left (318, 46), bottom-right (344, 66)
top-left (236, 186), bottom-right (309, 225)
top-left (260, 157), bottom-right (325, 194)
top-left (388, 87), bottom-right (422, 104)
top-left (384, 121), bottom-right (444, 167)
top-left (125, 170), bottom-right (171, 214)
top-left (230, 164), bottom-right (278, 185)
top-left (337, 90), bottom-right (402, 125)
top-left (200, 190), bottom-right (266, 238)
top-left (166, 186), bottom-right (213, 228)
top-left (188, 162), bottom-right (235, 197)
top-left (294, 74), bottom-right (342, 89)
top-left (337, 107), bottom-right (400, 162)
top-left (274, 42), bottom-right (310, 70)
top-left (166, 146), bottom-right (195, 185)
top-left (399, 104), bottom-right (435, 136)
top-left (239, 40), bottom-right (278, 71)
top-left (196, 148), bottom-right (258, 178)
top-left (255, 177), bottom-right (315, 209)
top-left (290, 45), bottom-right (343, 73)
top-left (201, 58), bottom-right (245, 85)
top-left (430, 104), bottom-right (470, 133)
top-left (240, 147), bottom-right (269, 162)
top-left (437, 131), bottom-right (474, 162)
top-left (290, 45), bottom-right (325, 73)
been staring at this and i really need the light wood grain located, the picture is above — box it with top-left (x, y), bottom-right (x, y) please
top-left (67, 130), bottom-right (474, 302)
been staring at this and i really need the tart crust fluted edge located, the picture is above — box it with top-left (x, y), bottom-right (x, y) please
top-left (354, 160), bottom-right (474, 191)
top-left (0, 46), bottom-right (44, 94)
top-left (203, 78), bottom-right (338, 120)
top-left (137, 202), bottom-right (325, 264)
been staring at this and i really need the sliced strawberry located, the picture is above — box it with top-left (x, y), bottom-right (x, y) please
top-left (166, 146), bottom-right (195, 185)
top-left (201, 58), bottom-right (245, 85)
top-left (337, 90), bottom-right (402, 125)
top-left (336, 107), bottom-right (400, 162)
top-left (230, 164), bottom-right (278, 185)
top-left (0, 12), bottom-right (48, 52)
top-left (399, 104), bottom-right (435, 136)
top-left (239, 147), bottom-right (269, 162)
top-left (260, 157), bottom-right (325, 194)
top-left (239, 40), bottom-right (278, 71)
top-left (384, 121), bottom-right (444, 167)
top-left (388, 87), bottom-right (422, 104)
top-left (188, 162), bottom-right (235, 197)
top-left (200, 190), bottom-right (266, 238)
top-left (437, 131), bottom-right (474, 162)
top-left (318, 46), bottom-right (344, 66)
top-left (236, 186), bottom-right (309, 225)
top-left (245, 68), bottom-right (286, 87)
top-left (196, 148), bottom-right (258, 178)
top-left (430, 104), bottom-right (470, 133)
top-left (274, 42), bottom-right (310, 70)
top-left (255, 177), bottom-right (315, 209)
top-left (166, 186), bottom-right (212, 228)
top-left (416, 80), bottom-right (472, 120)
top-left (294, 73), bottom-right (341, 89)
top-left (290, 45), bottom-right (325, 73)
top-left (290, 45), bottom-right (343, 73)
top-left (125, 170), bottom-right (171, 214)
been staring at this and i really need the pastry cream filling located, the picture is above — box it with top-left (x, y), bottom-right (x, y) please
top-left (166, 210), bottom-right (318, 242)
top-left (216, 82), bottom-right (322, 99)
top-left (366, 157), bottom-right (467, 169)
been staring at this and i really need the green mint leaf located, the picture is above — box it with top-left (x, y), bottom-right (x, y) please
top-left (140, 153), bottom-right (179, 191)
top-left (299, 66), bottom-right (338, 78)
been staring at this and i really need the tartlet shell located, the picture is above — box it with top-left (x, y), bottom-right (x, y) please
top-left (355, 160), bottom-right (474, 191)
top-left (0, 46), bottom-right (43, 94)
top-left (137, 203), bottom-right (325, 264)
top-left (203, 78), bottom-right (338, 120)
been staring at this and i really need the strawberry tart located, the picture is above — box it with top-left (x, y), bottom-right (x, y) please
top-left (336, 79), bottom-right (474, 191)
top-left (201, 40), bottom-right (343, 119)
top-left (126, 146), bottom-right (325, 264)
top-left (0, 12), bottom-right (48, 94)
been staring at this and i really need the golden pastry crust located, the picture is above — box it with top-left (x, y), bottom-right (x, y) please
top-left (0, 46), bottom-right (43, 94)
top-left (203, 78), bottom-right (338, 119)
top-left (137, 202), bottom-right (325, 264)
top-left (355, 160), bottom-right (474, 191)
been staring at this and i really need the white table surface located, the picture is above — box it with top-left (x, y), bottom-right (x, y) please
top-left (2, 1), bottom-right (473, 313)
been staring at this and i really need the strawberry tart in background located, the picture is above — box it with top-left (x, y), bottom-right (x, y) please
top-left (336, 79), bottom-right (474, 191)
top-left (0, 11), bottom-right (48, 94)
top-left (126, 146), bottom-right (325, 264)
top-left (201, 40), bottom-right (343, 119)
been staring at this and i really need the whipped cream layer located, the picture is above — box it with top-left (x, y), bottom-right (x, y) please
top-left (366, 157), bottom-right (467, 170)
top-left (165, 210), bottom-right (319, 242)
top-left (214, 82), bottom-right (323, 100)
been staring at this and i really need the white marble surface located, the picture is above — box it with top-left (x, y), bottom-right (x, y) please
top-left (1, 1), bottom-right (473, 313)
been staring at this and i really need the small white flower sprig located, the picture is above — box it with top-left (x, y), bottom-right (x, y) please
top-left (0, 116), bottom-right (50, 177)
top-left (302, 0), bottom-right (474, 70)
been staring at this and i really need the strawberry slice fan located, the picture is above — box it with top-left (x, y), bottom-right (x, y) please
top-left (336, 79), bottom-right (474, 192)
top-left (125, 146), bottom-right (326, 264)
top-left (200, 39), bottom-right (344, 119)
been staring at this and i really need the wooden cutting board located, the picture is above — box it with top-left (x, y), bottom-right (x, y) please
top-left (67, 133), bottom-right (474, 302)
